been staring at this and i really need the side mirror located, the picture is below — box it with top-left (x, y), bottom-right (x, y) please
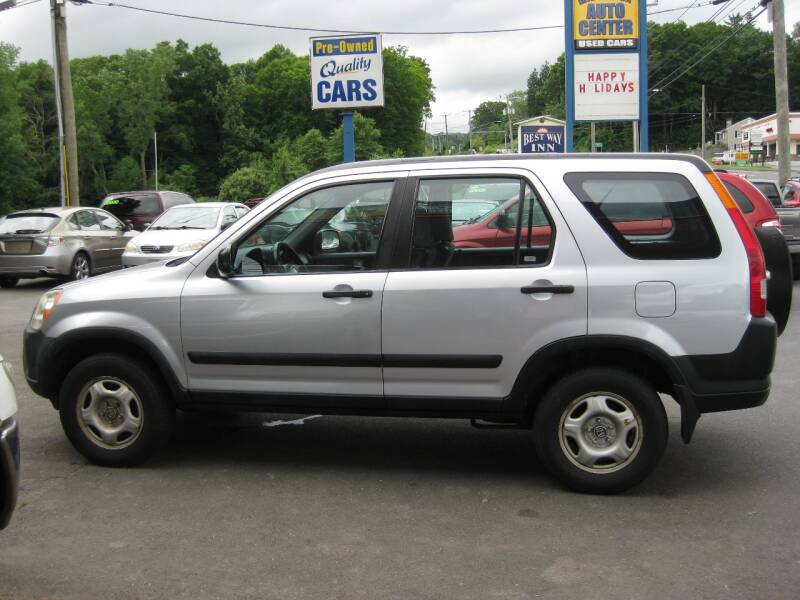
top-left (315, 228), bottom-right (341, 252)
top-left (217, 245), bottom-right (234, 277)
top-left (495, 213), bottom-right (513, 230)
top-left (143, 222), bottom-right (151, 230)
top-left (221, 220), bottom-right (235, 231)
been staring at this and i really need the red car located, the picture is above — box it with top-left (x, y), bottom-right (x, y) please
top-left (782, 180), bottom-right (800, 208)
top-left (453, 197), bottom-right (674, 248)
top-left (717, 172), bottom-right (780, 229)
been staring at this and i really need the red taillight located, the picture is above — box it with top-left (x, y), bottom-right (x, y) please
top-left (705, 172), bottom-right (767, 318)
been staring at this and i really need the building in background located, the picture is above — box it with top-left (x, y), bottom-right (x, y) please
top-left (714, 117), bottom-right (754, 152)
top-left (741, 113), bottom-right (800, 160)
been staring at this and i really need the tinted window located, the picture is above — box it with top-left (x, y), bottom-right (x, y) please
top-left (0, 214), bottom-right (60, 234)
top-left (753, 182), bottom-right (781, 207)
top-left (564, 172), bottom-right (720, 260)
top-left (723, 180), bottom-right (754, 213)
top-left (412, 178), bottom-right (554, 269)
top-left (101, 194), bottom-right (161, 218)
top-left (234, 181), bottom-right (394, 275)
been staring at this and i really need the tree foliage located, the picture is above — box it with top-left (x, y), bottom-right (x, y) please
top-left (2, 40), bottom-right (434, 212)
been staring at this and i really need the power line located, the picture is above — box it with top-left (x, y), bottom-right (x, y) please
top-left (79, 0), bottom-right (716, 36)
top-left (650, 5), bottom-right (767, 95)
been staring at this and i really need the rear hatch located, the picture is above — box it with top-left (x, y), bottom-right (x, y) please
top-left (0, 213), bottom-right (60, 256)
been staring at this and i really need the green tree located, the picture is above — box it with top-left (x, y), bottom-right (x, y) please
top-left (293, 128), bottom-right (330, 172)
top-left (0, 43), bottom-right (40, 214)
top-left (327, 113), bottom-right (384, 163)
top-left (268, 142), bottom-right (308, 193)
top-left (162, 164), bottom-right (198, 195)
top-left (218, 160), bottom-right (272, 201)
top-left (107, 156), bottom-right (141, 192)
top-left (114, 44), bottom-right (178, 188)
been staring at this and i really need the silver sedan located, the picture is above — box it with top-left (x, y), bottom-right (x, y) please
top-left (0, 207), bottom-right (137, 287)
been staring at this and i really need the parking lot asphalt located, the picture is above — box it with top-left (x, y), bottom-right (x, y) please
top-left (2, 278), bottom-right (800, 600)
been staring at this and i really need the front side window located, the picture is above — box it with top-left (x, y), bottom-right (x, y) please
top-left (74, 211), bottom-right (101, 231)
top-left (410, 177), bottom-right (554, 270)
top-left (233, 180), bottom-right (394, 276)
top-left (94, 211), bottom-right (123, 231)
top-left (564, 172), bottom-right (721, 260)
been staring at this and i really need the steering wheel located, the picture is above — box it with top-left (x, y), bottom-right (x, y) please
top-left (273, 241), bottom-right (307, 273)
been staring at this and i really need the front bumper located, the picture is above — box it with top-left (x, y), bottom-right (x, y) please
top-left (122, 251), bottom-right (191, 267)
top-left (0, 416), bottom-right (20, 530)
top-left (0, 247), bottom-right (73, 278)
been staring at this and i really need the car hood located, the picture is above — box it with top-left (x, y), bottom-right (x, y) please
top-left (130, 228), bottom-right (219, 247)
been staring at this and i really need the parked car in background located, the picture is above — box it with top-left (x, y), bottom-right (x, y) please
top-left (0, 353), bottom-right (19, 530)
top-left (711, 152), bottom-right (725, 166)
top-left (122, 202), bottom-right (249, 267)
top-left (781, 180), bottom-right (800, 208)
top-left (717, 172), bottom-right (780, 229)
top-left (750, 179), bottom-right (782, 208)
top-left (0, 207), bottom-right (136, 287)
top-left (100, 191), bottom-right (195, 231)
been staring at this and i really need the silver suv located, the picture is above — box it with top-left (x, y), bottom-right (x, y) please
top-left (23, 155), bottom-right (791, 493)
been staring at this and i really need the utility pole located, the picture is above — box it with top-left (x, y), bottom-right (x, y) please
top-left (701, 84), bottom-right (706, 161)
top-left (506, 96), bottom-right (513, 152)
top-left (466, 109), bottom-right (473, 151)
top-left (770, 0), bottom-right (790, 184)
top-left (442, 114), bottom-right (449, 154)
top-left (51, 0), bottom-right (79, 206)
top-left (153, 131), bottom-right (159, 191)
top-left (591, 122), bottom-right (596, 153)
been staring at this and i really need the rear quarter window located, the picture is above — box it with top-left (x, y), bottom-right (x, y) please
top-left (564, 172), bottom-right (721, 260)
top-left (722, 180), bottom-right (754, 213)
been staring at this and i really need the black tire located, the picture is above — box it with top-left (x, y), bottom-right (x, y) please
top-left (69, 252), bottom-right (92, 281)
top-left (533, 367), bottom-right (668, 494)
top-left (0, 276), bottom-right (19, 288)
top-left (755, 227), bottom-right (792, 335)
top-left (58, 353), bottom-right (174, 467)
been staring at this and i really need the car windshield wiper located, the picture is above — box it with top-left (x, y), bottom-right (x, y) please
top-left (174, 225), bottom-right (206, 230)
top-left (13, 229), bottom-right (45, 234)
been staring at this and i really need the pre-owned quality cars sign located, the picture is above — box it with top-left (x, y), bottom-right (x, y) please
top-left (310, 34), bottom-right (384, 110)
top-left (574, 0), bottom-right (639, 50)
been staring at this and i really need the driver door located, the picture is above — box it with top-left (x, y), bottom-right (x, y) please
top-left (180, 175), bottom-right (406, 407)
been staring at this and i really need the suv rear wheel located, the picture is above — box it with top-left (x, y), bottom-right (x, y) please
top-left (59, 354), bottom-right (174, 466)
top-left (533, 367), bottom-right (668, 494)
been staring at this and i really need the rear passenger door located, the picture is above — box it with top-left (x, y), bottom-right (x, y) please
top-left (71, 210), bottom-right (108, 270)
top-left (380, 170), bottom-right (588, 411)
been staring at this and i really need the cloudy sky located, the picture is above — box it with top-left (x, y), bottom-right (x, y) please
top-left (0, 0), bottom-right (797, 133)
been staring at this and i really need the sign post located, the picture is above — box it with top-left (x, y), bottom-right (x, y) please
top-left (309, 34), bottom-right (384, 163)
top-left (565, 0), bottom-right (646, 151)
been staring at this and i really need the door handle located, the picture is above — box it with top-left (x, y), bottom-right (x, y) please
top-left (520, 285), bottom-right (574, 294)
top-left (322, 289), bottom-right (373, 299)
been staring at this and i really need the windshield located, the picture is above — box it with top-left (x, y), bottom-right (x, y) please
top-left (150, 206), bottom-right (221, 230)
top-left (452, 201), bottom-right (498, 224)
top-left (0, 214), bottom-right (60, 235)
top-left (101, 195), bottom-right (160, 217)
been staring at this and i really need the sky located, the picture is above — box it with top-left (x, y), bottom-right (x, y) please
top-left (0, 0), bottom-right (797, 134)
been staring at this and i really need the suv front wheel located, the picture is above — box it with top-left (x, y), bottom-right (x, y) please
top-left (59, 354), bottom-right (174, 466)
top-left (533, 367), bottom-right (668, 494)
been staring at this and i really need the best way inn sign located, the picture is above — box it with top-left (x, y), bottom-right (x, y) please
top-left (310, 34), bottom-right (384, 109)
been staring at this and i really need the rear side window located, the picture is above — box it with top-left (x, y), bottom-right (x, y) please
top-left (722, 180), bottom-right (754, 213)
top-left (101, 194), bottom-right (160, 218)
top-left (564, 172), bottom-right (720, 260)
top-left (753, 182), bottom-right (781, 207)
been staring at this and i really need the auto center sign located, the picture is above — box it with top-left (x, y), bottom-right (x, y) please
top-left (574, 53), bottom-right (639, 121)
top-left (574, 0), bottom-right (639, 50)
top-left (310, 34), bottom-right (384, 110)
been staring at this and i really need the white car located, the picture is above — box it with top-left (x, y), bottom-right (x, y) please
top-left (0, 353), bottom-right (19, 529)
top-left (123, 202), bottom-right (249, 267)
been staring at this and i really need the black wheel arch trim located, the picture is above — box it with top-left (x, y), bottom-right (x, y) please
top-left (24, 326), bottom-right (188, 406)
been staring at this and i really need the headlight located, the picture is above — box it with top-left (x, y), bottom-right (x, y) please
top-left (124, 240), bottom-right (140, 253)
top-left (30, 289), bottom-right (62, 331)
top-left (0, 355), bottom-right (12, 383)
top-left (175, 240), bottom-right (207, 252)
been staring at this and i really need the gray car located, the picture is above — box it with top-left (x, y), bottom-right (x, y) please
top-left (22, 154), bottom-right (793, 493)
top-left (0, 207), bottom-right (137, 287)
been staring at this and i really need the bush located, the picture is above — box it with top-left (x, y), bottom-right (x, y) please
top-left (107, 156), bottom-right (141, 191)
top-left (218, 160), bottom-right (271, 201)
